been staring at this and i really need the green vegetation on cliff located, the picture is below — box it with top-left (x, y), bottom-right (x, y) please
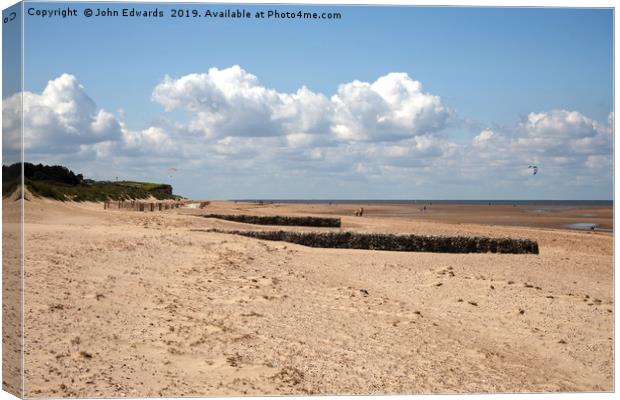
top-left (116, 181), bottom-right (173, 194)
top-left (2, 163), bottom-right (180, 202)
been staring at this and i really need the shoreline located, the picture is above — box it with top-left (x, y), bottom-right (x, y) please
top-left (199, 200), bottom-right (613, 233)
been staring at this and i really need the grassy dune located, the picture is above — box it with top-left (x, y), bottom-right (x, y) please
top-left (2, 163), bottom-right (180, 202)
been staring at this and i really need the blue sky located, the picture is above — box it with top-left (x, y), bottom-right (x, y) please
top-left (4, 3), bottom-right (614, 199)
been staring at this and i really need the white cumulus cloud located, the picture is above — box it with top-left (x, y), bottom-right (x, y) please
top-left (463, 109), bottom-right (613, 181)
top-left (151, 65), bottom-right (330, 139)
top-left (152, 66), bottom-right (452, 143)
top-left (3, 74), bottom-right (122, 153)
top-left (330, 72), bottom-right (453, 141)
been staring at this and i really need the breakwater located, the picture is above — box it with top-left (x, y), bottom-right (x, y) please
top-left (202, 214), bottom-right (341, 228)
top-left (199, 229), bottom-right (539, 254)
top-left (103, 200), bottom-right (183, 212)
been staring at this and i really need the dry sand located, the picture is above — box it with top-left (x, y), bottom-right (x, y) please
top-left (10, 198), bottom-right (613, 396)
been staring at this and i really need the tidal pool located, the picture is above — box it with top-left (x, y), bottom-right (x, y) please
top-left (564, 222), bottom-right (599, 230)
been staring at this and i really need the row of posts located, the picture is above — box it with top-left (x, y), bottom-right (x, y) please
top-left (103, 200), bottom-right (183, 212)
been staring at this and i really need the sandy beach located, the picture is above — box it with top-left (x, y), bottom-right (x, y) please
top-left (15, 197), bottom-right (613, 396)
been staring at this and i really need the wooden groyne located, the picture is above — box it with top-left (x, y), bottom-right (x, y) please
top-left (103, 200), bottom-right (183, 212)
top-left (200, 229), bottom-right (539, 254)
top-left (201, 214), bottom-right (342, 228)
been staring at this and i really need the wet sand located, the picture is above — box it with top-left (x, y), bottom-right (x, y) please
top-left (17, 198), bottom-right (613, 396)
top-left (224, 201), bottom-right (613, 232)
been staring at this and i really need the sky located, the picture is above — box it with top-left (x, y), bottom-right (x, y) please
top-left (2, 2), bottom-right (614, 199)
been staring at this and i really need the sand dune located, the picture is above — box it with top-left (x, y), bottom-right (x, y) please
top-left (15, 198), bottom-right (613, 396)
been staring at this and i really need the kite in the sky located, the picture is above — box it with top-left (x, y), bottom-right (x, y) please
top-left (528, 165), bottom-right (538, 175)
